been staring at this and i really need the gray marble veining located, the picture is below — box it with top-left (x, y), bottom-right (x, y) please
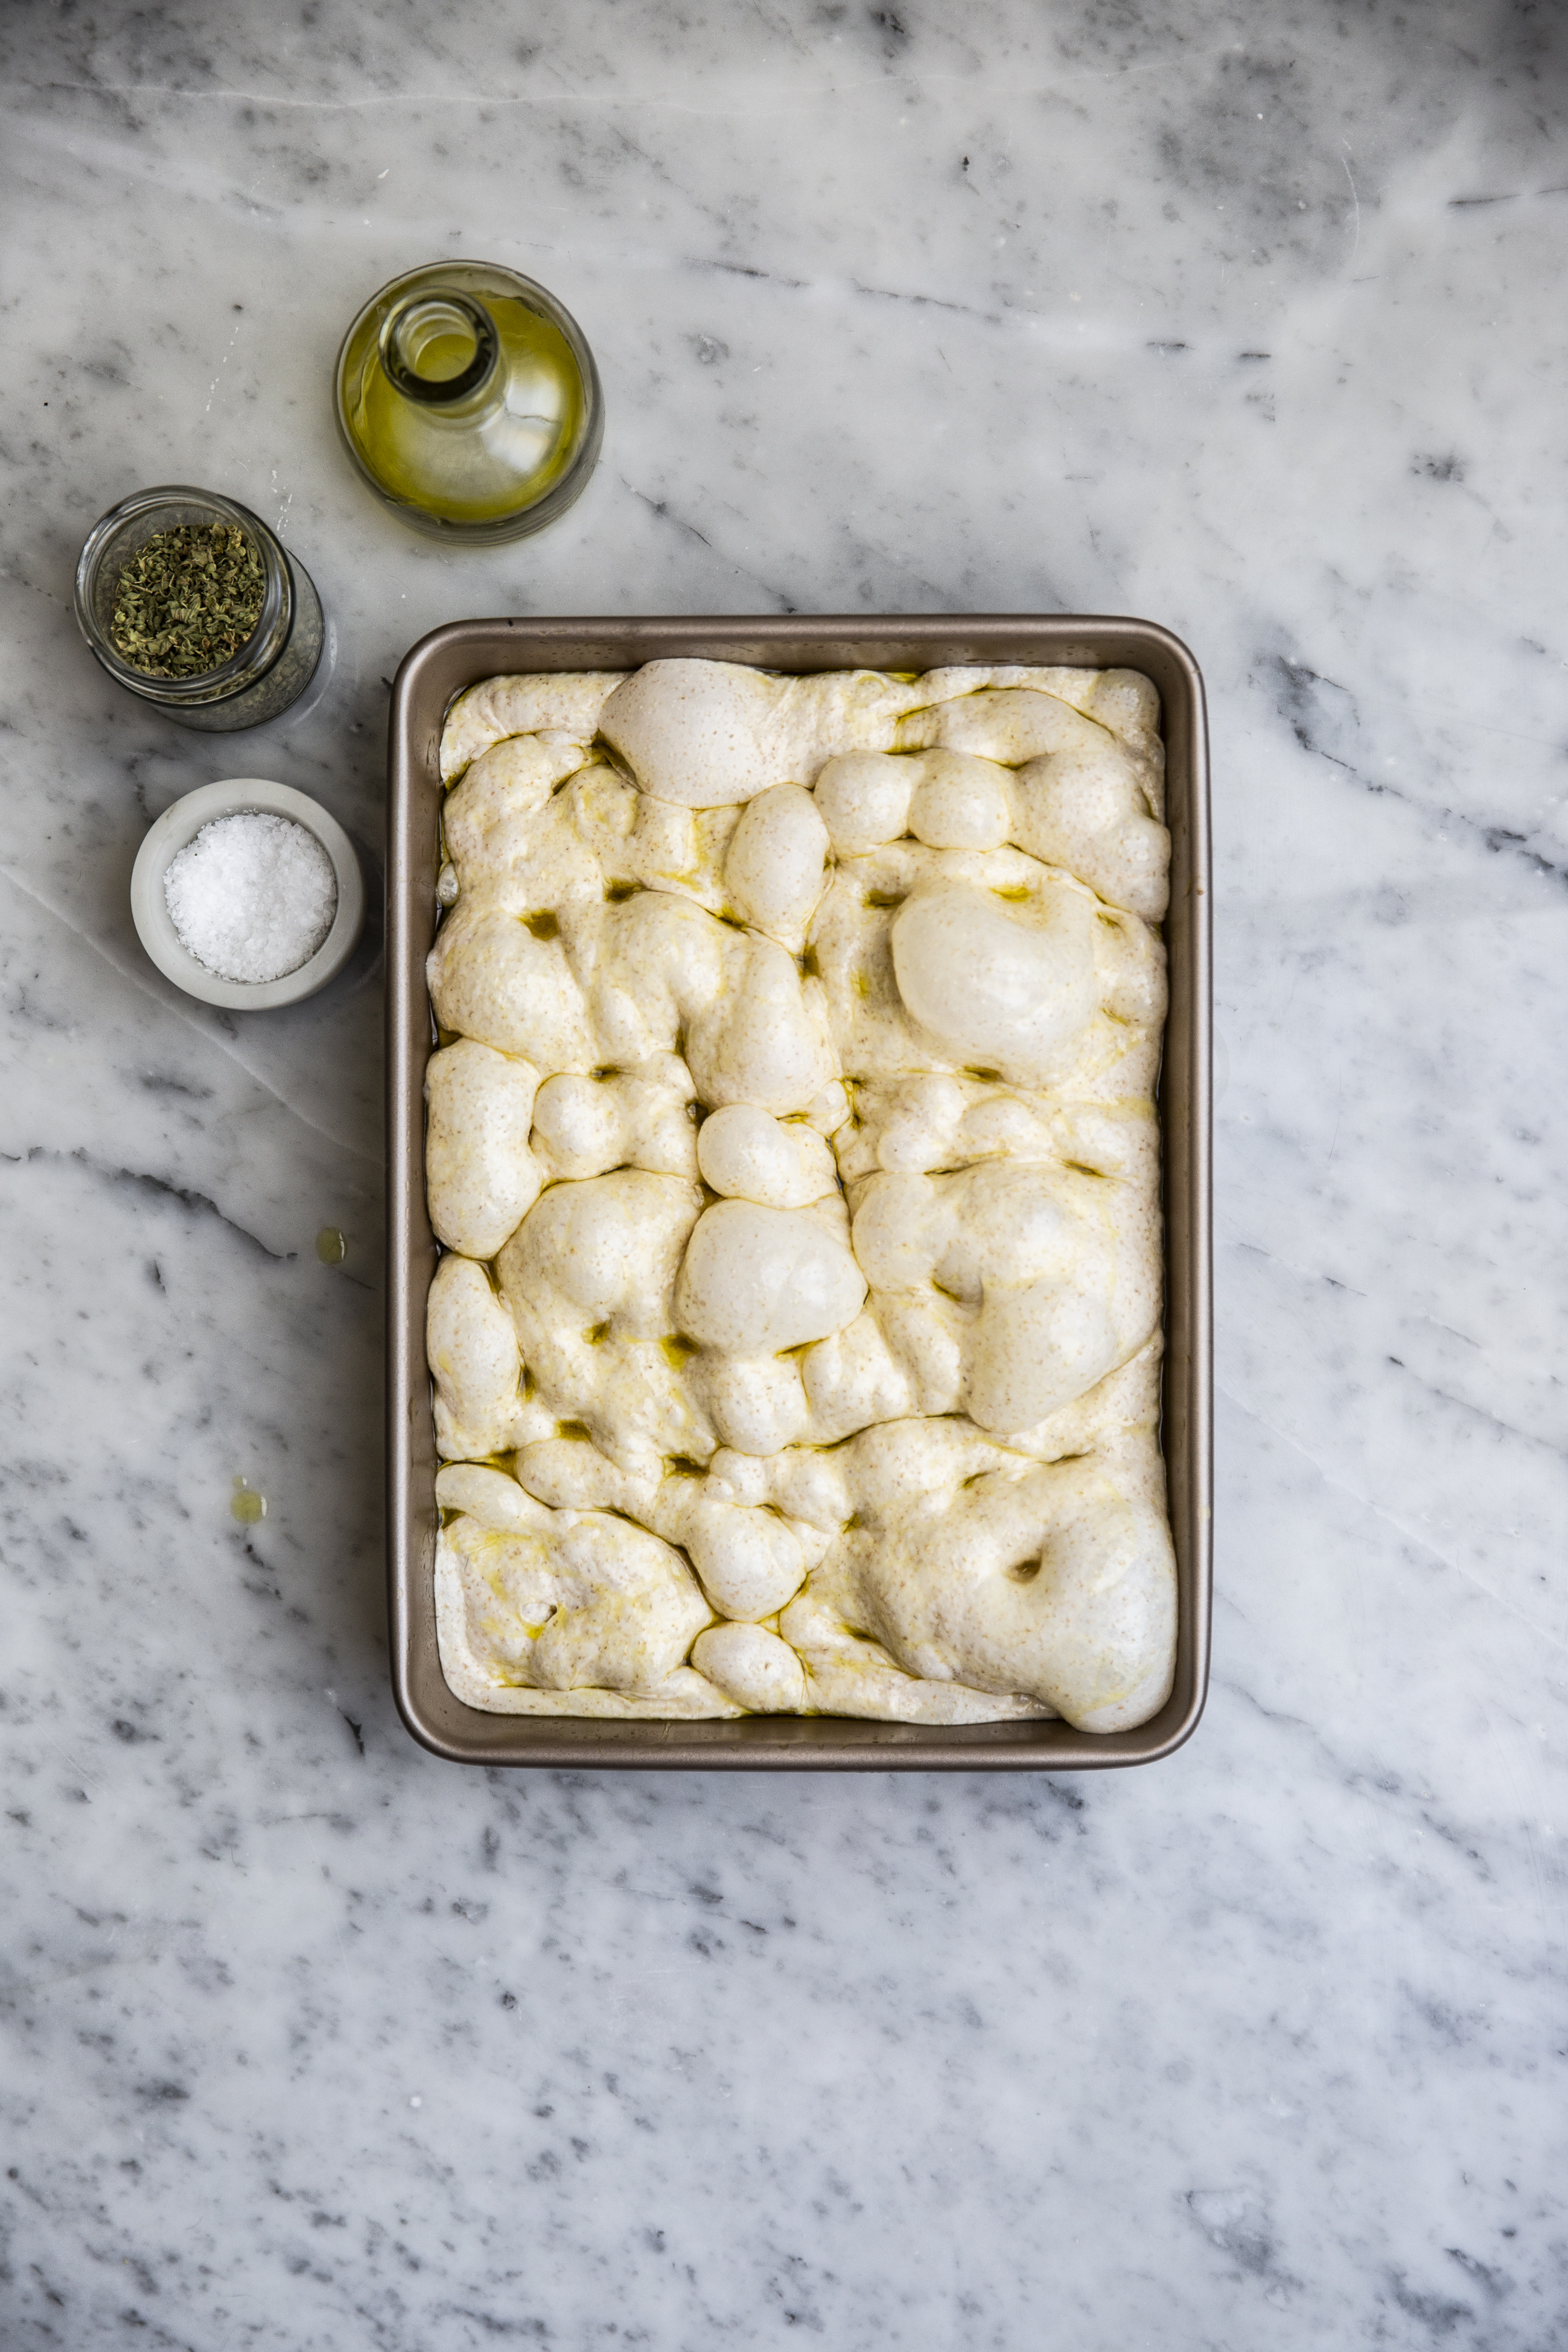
top-left (1, 2), bottom-right (1565, 2345)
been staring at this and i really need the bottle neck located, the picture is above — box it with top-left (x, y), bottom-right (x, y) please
top-left (378, 290), bottom-right (501, 416)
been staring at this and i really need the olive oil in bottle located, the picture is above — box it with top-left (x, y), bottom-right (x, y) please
top-left (334, 261), bottom-right (604, 544)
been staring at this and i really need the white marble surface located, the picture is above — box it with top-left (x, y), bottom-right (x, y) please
top-left (2, 2), bottom-right (1565, 2343)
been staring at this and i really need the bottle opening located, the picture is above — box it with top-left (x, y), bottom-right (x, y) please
top-left (380, 292), bottom-right (499, 406)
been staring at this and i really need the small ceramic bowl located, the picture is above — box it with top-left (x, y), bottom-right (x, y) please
top-left (130, 779), bottom-right (365, 1010)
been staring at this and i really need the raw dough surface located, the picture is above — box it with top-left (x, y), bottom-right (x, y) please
top-left (427, 658), bottom-right (1174, 1729)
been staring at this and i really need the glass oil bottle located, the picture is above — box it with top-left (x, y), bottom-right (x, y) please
top-left (334, 261), bottom-right (604, 544)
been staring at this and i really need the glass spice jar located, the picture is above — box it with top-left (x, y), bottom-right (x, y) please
top-left (334, 260), bottom-right (604, 544)
top-left (74, 486), bottom-right (325, 732)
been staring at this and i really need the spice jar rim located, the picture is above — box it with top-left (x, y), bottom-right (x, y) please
top-left (74, 486), bottom-right (295, 707)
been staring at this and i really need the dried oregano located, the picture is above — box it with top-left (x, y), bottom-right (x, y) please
top-left (109, 523), bottom-right (265, 679)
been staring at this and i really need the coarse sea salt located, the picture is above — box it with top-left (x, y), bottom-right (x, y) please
top-left (164, 811), bottom-right (337, 984)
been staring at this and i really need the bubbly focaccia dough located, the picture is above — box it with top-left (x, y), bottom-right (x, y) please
top-left (428, 657), bottom-right (1175, 1729)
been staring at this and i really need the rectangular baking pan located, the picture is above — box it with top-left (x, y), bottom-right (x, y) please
top-left (388, 617), bottom-right (1210, 1768)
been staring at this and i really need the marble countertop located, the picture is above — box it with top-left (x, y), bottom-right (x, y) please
top-left (2, 4), bottom-right (1564, 2345)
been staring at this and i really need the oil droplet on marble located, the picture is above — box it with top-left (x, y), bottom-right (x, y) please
top-left (231, 1476), bottom-right (266, 1525)
top-left (316, 1226), bottom-right (347, 1265)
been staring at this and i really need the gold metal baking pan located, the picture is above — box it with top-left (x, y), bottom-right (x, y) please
top-left (387, 617), bottom-right (1211, 1768)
